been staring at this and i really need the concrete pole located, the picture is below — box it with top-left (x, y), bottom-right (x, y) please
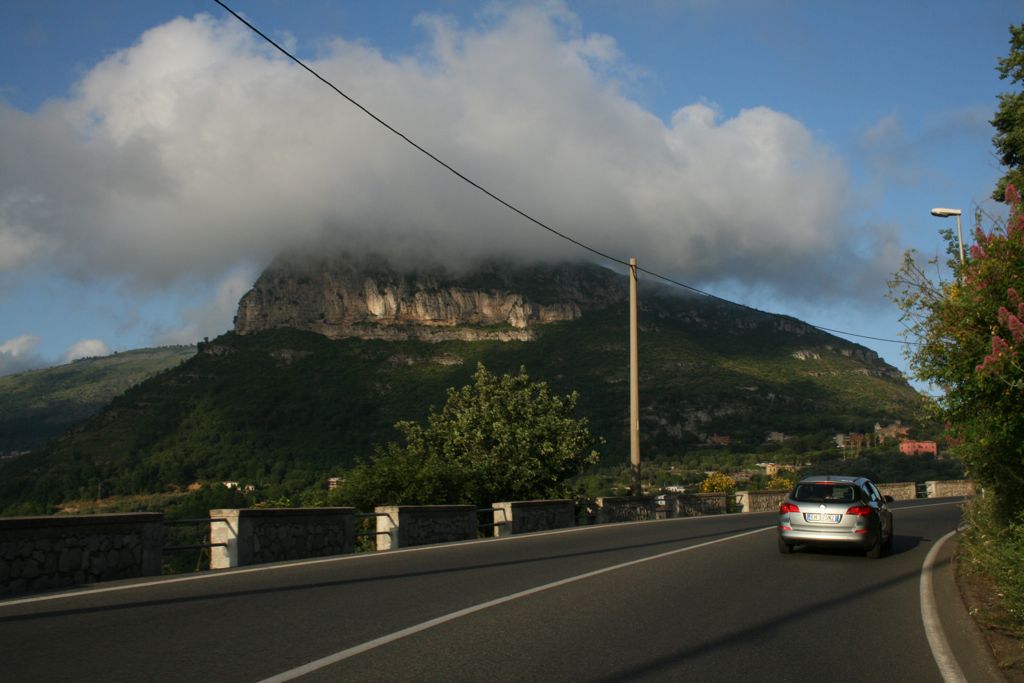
top-left (629, 257), bottom-right (641, 497)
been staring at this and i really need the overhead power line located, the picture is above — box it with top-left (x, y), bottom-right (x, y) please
top-left (212, 0), bottom-right (918, 348)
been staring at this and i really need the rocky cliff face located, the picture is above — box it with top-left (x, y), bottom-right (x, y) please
top-left (234, 254), bottom-right (628, 341)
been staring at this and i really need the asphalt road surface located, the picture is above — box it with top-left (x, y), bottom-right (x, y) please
top-left (0, 499), bottom-right (984, 682)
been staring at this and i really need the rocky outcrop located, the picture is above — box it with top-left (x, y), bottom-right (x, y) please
top-left (234, 253), bottom-right (627, 342)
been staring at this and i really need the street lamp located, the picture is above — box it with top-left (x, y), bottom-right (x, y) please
top-left (930, 207), bottom-right (965, 266)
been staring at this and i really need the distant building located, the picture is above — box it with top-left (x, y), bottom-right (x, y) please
top-left (834, 433), bottom-right (868, 457)
top-left (766, 432), bottom-right (786, 444)
top-left (327, 477), bottom-right (342, 490)
top-left (875, 421), bottom-right (910, 444)
top-left (707, 434), bottom-right (731, 446)
top-left (758, 462), bottom-right (796, 478)
top-left (899, 440), bottom-right (938, 456)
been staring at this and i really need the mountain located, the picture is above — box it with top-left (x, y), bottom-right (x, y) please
top-left (0, 346), bottom-right (196, 455)
top-left (234, 253), bottom-right (626, 341)
top-left (0, 256), bottom-right (922, 514)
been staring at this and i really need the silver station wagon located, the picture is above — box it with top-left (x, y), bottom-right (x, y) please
top-left (778, 475), bottom-right (894, 558)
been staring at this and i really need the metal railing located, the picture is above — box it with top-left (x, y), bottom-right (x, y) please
top-left (352, 512), bottom-right (396, 551)
top-left (162, 517), bottom-right (228, 553)
top-left (354, 512), bottom-right (394, 539)
top-left (476, 507), bottom-right (508, 532)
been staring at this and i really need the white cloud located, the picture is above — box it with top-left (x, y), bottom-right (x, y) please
top-left (61, 339), bottom-right (111, 363)
top-left (0, 3), bottom-right (890, 304)
top-left (155, 265), bottom-right (259, 345)
top-left (0, 334), bottom-right (44, 376)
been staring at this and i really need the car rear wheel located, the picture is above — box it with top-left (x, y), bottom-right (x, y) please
top-left (778, 536), bottom-right (794, 554)
top-left (866, 533), bottom-right (882, 559)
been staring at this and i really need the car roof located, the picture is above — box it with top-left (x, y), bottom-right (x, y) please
top-left (797, 475), bottom-right (867, 485)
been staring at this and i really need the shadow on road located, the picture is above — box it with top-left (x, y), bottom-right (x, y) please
top-left (793, 534), bottom-right (925, 559)
top-left (591, 562), bottom-right (929, 682)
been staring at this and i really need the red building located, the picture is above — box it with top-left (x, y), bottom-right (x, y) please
top-left (899, 440), bottom-right (938, 456)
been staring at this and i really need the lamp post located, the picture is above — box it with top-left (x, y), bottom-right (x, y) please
top-left (930, 207), bottom-right (965, 266)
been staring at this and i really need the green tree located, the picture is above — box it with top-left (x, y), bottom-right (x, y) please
top-left (992, 23), bottom-right (1024, 201)
top-left (700, 471), bottom-right (736, 493)
top-left (888, 187), bottom-right (1024, 522)
top-left (766, 475), bottom-right (794, 491)
top-left (333, 364), bottom-right (601, 509)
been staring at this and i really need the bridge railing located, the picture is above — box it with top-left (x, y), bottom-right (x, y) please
top-left (161, 516), bottom-right (228, 572)
top-left (0, 480), bottom-right (976, 596)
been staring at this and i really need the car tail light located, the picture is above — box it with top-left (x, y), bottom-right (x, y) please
top-left (780, 502), bottom-right (800, 514)
top-left (846, 505), bottom-right (872, 517)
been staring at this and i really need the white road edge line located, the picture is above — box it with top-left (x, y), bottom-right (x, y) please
top-left (256, 525), bottom-right (775, 682)
top-left (920, 529), bottom-right (967, 683)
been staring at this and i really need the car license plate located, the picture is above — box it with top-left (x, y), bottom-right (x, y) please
top-left (804, 513), bottom-right (841, 523)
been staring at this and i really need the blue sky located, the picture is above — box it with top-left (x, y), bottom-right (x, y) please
top-left (0, 0), bottom-right (1019, 384)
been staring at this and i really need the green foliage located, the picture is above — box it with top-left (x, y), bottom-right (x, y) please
top-left (889, 189), bottom-right (1024, 523)
top-left (331, 364), bottom-right (600, 508)
top-left (798, 448), bottom-right (964, 484)
top-left (993, 23), bottom-right (1024, 201)
top-left (765, 475), bottom-right (794, 490)
top-left (959, 496), bottom-right (1024, 634)
top-left (700, 471), bottom-right (736, 493)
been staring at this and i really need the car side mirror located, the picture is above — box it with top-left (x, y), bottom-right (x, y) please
top-left (884, 495), bottom-right (894, 503)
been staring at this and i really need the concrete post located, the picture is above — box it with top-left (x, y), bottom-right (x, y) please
top-left (209, 509), bottom-right (243, 570)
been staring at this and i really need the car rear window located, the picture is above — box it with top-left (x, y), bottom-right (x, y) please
top-left (792, 483), bottom-right (858, 503)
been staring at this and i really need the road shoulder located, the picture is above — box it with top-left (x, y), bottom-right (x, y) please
top-left (953, 538), bottom-right (1024, 682)
top-left (934, 533), bottom-right (1020, 682)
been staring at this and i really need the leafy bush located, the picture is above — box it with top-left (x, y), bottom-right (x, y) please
top-left (331, 364), bottom-right (600, 509)
top-left (700, 471), bottom-right (736, 493)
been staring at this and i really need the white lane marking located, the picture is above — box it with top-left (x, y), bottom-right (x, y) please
top-left (897, 500), bottom-right (967, 511)
top-left (257, 526), bottom-right (774, 682)
top-left (0, 499), bottom-right (962, 609)
top-left (920, 529), bottom-right (967, 683)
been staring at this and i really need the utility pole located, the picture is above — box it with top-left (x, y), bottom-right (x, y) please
top-left (629, 257), bottom-right (641, 497)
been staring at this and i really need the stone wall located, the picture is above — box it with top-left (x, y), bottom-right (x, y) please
top-left (735, 490), bottom-right (788, 513)
top-left (877, 482), bottom-right (917, 500)
top-left (209, 508), bottom-right (354, 569)
top-left (374, 505), bottom-right (477, 550)
top-left (491, 500), bottom-right (576, 537)
top-left (675, 493), bottom-right (728, 516)
top-left (595, 496), bottom-right (658, 524)
top-left (0, 513), bottom-right (162, 596)
top-left (927, 480), bottom-right (976, 498)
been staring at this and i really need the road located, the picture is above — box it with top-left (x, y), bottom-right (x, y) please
top-left (0, 499), bottom-right (986, 682)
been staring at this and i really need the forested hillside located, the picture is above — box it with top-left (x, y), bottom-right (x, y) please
top-left (0, 282), bottom-right (922, 515)
top-left (0, 346), bottom-right (195, 454)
